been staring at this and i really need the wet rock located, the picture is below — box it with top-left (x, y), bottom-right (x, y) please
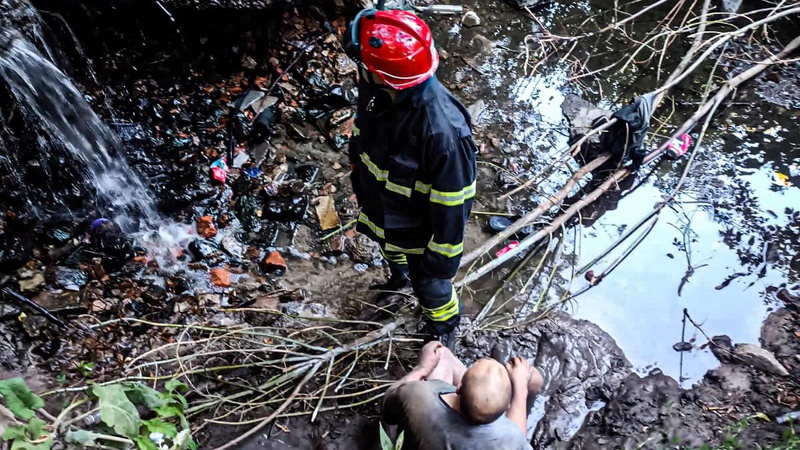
top-left (220, 236), bottom-right (245, 258)
top-left (467, 99), bottom-right (486, 124)
top-left (235, 195), bottom-right (262, 232)
top-left (90, 219), bottom-right (134, 264)
top-left (0, 231), bottom-right (33, 271)
top-left (281, 301), bottom-right (327, 318)
top-left (731, 343), bottom-right (789, 377)
top-left (17, 270), bottom-right (45, 292)
top-left (262, 194), bottom-right (308, 222)
top-left (761, 307), bottom-right (797, 359)
top-left (209, 268), bottom-right (232, 288)
top-left (260, 251), bottom-right (287, 275)
top-left (51, 267), bottom-right (89, 291)
top-left (348, 233), bottom-right (381, 263)
top-left (292, 225), bottom-right (316, 253)
top-left (252, 105), bottom-right (278, 141)
top-left (461, 10), bottom-right (481, 27)
top-left (196, 215), bottom-right (218, 238)
top-left (188, 239), bottom-right (227, 265)
top-left (710, 335), bottom-right (734, 363)
top-left (562, 95), bottom-right (611, 151)
top-left (505, 0), bottom-right (549, 9)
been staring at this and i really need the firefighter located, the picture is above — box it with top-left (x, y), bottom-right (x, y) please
top-left (343, 7), bottom-right (477, 347)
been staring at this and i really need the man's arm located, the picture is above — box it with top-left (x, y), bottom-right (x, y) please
top-left (505, 357), bottom-right (531, 434)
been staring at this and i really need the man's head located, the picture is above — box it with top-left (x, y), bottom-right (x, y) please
top-left (343, 8), bottom-right (439, 90)
top-left (458, 358), bottom-right (512, 424)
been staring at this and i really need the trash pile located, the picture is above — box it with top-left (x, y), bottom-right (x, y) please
top-left (0, 6), bottom-right (389, 382)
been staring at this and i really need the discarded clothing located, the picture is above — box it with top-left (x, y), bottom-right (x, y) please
top-left (595, 92), bottom-right (656, 167)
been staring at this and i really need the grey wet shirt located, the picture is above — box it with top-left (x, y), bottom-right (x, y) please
top-left (382, 380), bottom-right (532, 450)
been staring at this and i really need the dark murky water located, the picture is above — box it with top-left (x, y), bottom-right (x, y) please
top-left (432, 0), bottom-right (800, 384)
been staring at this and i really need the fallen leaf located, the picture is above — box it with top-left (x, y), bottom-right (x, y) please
top-left (774, 172), bottom-right (792, 187)
top-left (315, 195), bottom-right (340, 231)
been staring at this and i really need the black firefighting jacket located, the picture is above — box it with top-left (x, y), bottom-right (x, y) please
top-left (348, 77), bottom-right (477, 280)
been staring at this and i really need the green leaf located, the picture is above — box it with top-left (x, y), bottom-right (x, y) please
top-left (172, 394), bottom-right (188, 410)
top-left (133, 435), bottom-right (159, 450)
top-left (26, 418), bottom-right (46, 441)
top-left (172, 429), bottom-right (196, 450)
top-left (9, 435), bottom-right (51, 450)
top-left (92, 384), bottom-right (141, 438)
top-left (2, 424), bottom-right (27, 441)
top-left (0, 378), bottom-right (44, 420)
top-left (64, 429), bottom-right (100, 446)
top-left (124, 383), bottom-right (166, 410)
top-left (378, 423), bottom-right (394, 450)
top-left (154, 405), bottom-right (183, 419)
top-left (164, 380), bottom-right (188, 394)
top-left (395, 431), bottom-right (404, 450)
top-left (143, 418), bottom-right (178, 438)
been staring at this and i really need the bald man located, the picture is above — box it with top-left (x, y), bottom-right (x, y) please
top-left (382, 341), bottom-right (543, 450)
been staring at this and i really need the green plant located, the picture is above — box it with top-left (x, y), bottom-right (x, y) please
top-left (378, 423), bottom-right (404, 450)
top-left (66, 379), bottom-right (197, 450)
top-left (0, 378), bottom-right (52, 450)
top-left (77, 362), bottom-right (95, 379)
top-left (1, 377), bottom-right (197, 450)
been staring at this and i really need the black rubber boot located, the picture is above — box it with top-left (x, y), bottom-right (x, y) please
top-left (422, 320), bottom-right (459, 351)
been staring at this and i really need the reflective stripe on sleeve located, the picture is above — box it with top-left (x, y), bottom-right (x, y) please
top-left (429, 181), bottom-right (476, 207)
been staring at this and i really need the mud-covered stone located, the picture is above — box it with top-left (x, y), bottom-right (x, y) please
top-left (731, 343), bottom-right (790, 377)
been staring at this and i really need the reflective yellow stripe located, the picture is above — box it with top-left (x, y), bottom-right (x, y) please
top-left (386, 180), bottom-right (412, 197)
top-left (385, 243), bottom-right (425, 255)
top-left (415, 181), bottom-right (432, 194)
top-left (379, 246), bottom-right (408, 265)
top-left (422, 288), bottom-right (459, 321)
top-left (357, 212), bottom-right (385, 239)
top-left (360, 153), bottom-right (388, 182)
top-left (429, 181), bottom-right (477, 207)
top-left (352, 124), bottom-right (360, 137)
top-left (427, 240), bottom-right (464, 258)
top-left (359, 153), bottom-right (429, 198)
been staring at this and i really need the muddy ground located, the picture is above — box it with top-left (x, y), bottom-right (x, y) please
top-left (1, 0), bottom-right (799, 449)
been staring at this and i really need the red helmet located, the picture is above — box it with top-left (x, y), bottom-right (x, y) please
top-left (347, 9), bottom-right (439, 90)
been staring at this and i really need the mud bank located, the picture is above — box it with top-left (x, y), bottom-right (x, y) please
top-left (569, 288), bottom-right (800, 449)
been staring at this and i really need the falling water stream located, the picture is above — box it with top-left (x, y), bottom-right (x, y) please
top-left (0, 31), bottom-right (160, 232)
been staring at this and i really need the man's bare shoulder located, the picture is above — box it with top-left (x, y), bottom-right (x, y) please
top-left (390, 379), bottom-right (454, 401)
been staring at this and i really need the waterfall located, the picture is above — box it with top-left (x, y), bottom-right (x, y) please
top-left (0, 30), bottom-right (160, 232)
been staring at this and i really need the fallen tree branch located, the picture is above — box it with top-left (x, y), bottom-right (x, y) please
top-left (457, 169), bottom-right (629, 287)
top-left (461, 153), bottom-right (611, 267)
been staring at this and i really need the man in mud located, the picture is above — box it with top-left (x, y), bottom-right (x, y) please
top-left (382, 341), bottom-right (543, 449)
top-left (343, 6), bottom-right (477, 347)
